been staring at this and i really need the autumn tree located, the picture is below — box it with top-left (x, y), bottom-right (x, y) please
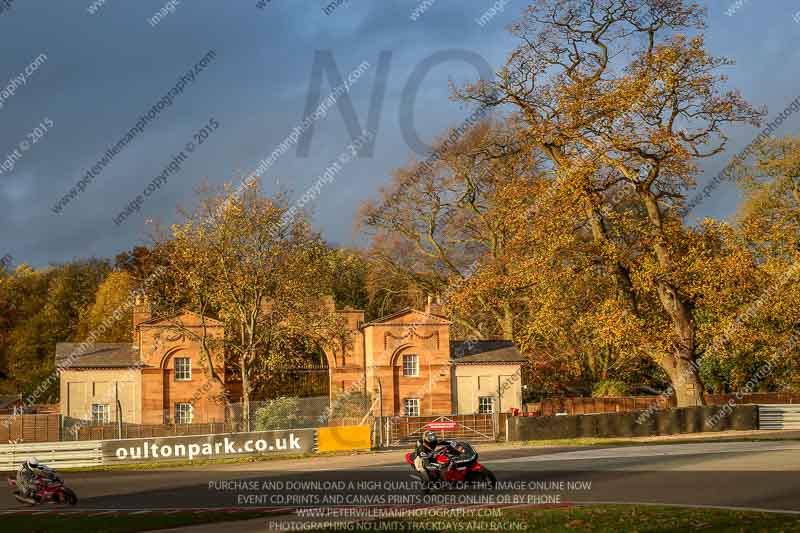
top-left (0, 260), bottom-right (109, 399)
top-left (74, 271), bottom-right (135, 343)
top-left (737, 135), bottom-right (800, 257)
top-left (695, 135), bottom-right (800, 391)
top-left (453, 146), bottom-right (657, 394)
top-left (360, 120), bottom-right (543, 339)
top-left (165, 181), bottom-right (347, 429)
top-left (457, 0), bottom-right (760, 406)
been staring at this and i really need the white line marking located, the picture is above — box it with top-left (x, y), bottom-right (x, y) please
top-left (490, 442), bottom-right (800, 463)
top-left (570, 500), bottom-right (800, 515)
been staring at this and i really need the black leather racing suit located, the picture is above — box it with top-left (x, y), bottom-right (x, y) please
top-left (411, 439), bottom-right (440, 481)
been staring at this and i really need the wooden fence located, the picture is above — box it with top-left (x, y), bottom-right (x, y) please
top-left (524, 393), bottom-right (800, 416)
top-left (66, 422), bottom-right (237, 441)
top-left (2, 414), bottom-right (366, 443)
top-left (0, 414), bottom-right (61, 443)
top-left (705, 392), bottom-right (800, 405)
top-left (68, 418), bottom-right (363, 441)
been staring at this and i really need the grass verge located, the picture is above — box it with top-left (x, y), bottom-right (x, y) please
top-left (309, 504), bottom-right (800, 532)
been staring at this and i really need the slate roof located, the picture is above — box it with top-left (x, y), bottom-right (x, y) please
top-left (449, 340), bottom-right (527, 364)
top-left (55, 343), bottom-right (144, 369)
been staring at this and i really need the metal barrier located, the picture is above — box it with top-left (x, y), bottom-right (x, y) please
top-left (758, 404), bottom-right (800, 430)
top-left (0, 425), bottom-right (373, 471)
top-left (0, 440), bottom-right (103, 471)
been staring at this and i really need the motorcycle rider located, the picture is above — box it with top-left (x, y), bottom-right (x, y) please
top-left (411, 431), bottom-right (441, 482)
top-left (16, 457), bottom-right (49, 500)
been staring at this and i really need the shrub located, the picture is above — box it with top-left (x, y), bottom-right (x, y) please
top-left (592, 380), bottom-right (629, 397)
top-left (319, 389), bottom-right (372, 425)
top-left (253, 397), bottom-right (306, 430)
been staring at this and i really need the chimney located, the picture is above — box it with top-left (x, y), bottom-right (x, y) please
top-left (132, 294), bottom-right (152, 342)
top-left (425, 294), bottom-right (444, 317)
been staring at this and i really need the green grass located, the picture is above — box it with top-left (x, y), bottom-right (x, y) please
top-left (10, 504), bottom-right (800, 532)
top-left (2, 511), bottom-right (267, 533)
top-left (310, 504), bottom-right (800, 532)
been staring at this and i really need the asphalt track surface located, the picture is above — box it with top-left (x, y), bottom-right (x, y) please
top-left (3, 440), bottom-right (800, 515)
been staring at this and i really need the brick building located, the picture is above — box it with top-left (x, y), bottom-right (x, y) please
top-left (326, 299), bottom-right (526, 417)
top-left (57, 297), bottom-right (524, 425)
top-left (58, 297), bottom-right (226, 426)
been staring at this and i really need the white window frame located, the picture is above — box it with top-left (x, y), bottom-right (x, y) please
top-left (402, 354), bottom-right (419, 377)
top-left (91, 403), bottom-right (109, 425)
top-left (174, 357), bottom-right (192, 381)
top-left (175, 403), bottom-right (193, 424)
top-left (478, 396), bottom-right (494, 414)
top-left (404, 398), bottom-right (420, 417)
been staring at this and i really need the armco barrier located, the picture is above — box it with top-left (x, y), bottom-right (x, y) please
top-left (0, 425), bottom-right (373, 471)
top-left (316, 425), bottom-right (371, 453)
top-left (758, 405), bottom-right (800, 429)
top-left (507, 405), bottom-right (758, 441)
top-left (0, 440), bottom-right (103, 470)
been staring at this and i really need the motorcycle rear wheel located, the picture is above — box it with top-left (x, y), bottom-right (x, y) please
top-left (62, 488), bottom-right (78, 506)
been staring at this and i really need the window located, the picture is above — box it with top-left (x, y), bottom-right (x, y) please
top-left (478, 396), bottom-right (494, 414)
top-left (91, 404), bottom-right (109, 425)
top-left (404, 398), bottom-right (420, 417)
top-left (175, 403), bottom-right (193, 424)
top-left (174, 357), bottom-right (192, 381)
top-left (402, 354), bottom-right (419, 377)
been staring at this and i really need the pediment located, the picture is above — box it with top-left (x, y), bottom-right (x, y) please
top-left (364, 307), bottom-right (451, 326)
top-left (138, 309), bottom-right (223, 328)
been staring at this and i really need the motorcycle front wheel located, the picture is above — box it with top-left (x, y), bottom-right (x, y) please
top-left (482, 468), bottom-right (497, 489)
top-left (465, 469), bottom-right (496, 490)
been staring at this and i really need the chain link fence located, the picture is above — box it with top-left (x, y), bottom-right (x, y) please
top-left (230, 391), bottom-right (373, 432)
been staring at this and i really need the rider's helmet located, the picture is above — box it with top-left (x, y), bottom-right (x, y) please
top-left (25, 457), bottom-right (39, 469)
top-left (422, 431), bottom-right (438, 451)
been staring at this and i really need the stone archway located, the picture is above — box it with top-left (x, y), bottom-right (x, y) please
top-left (259, 347), bottom-right (331, 400)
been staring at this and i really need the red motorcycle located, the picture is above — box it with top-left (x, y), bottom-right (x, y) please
top-left (7, 469), bottom-right (78, 506)
top-left (405, 451), bottom-right (496, 492)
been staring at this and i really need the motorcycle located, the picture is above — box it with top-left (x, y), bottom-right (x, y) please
top-left (7, 468), bottom-right (78, 506)
top-left (405, 451), bottom-right (496, 492)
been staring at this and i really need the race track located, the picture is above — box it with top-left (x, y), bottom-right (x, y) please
top-left (3, 440), bottom-right (800, 514)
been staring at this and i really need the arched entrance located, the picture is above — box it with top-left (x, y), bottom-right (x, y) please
top-left (255, 346), bottom-right (331, 400)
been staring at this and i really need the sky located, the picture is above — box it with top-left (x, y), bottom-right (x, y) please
top-left (0, 0), bottom-right (798, 268)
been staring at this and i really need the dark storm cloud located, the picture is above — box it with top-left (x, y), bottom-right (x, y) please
top-left (0, 1), bottom-right (796, 266)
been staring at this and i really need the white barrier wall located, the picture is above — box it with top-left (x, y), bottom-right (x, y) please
top-left (0, 428), bottom-right (318, 471)
top-left (758, 404), bottom-right (800, 430)
top-left (0, 440), bottom-right (103, 470)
